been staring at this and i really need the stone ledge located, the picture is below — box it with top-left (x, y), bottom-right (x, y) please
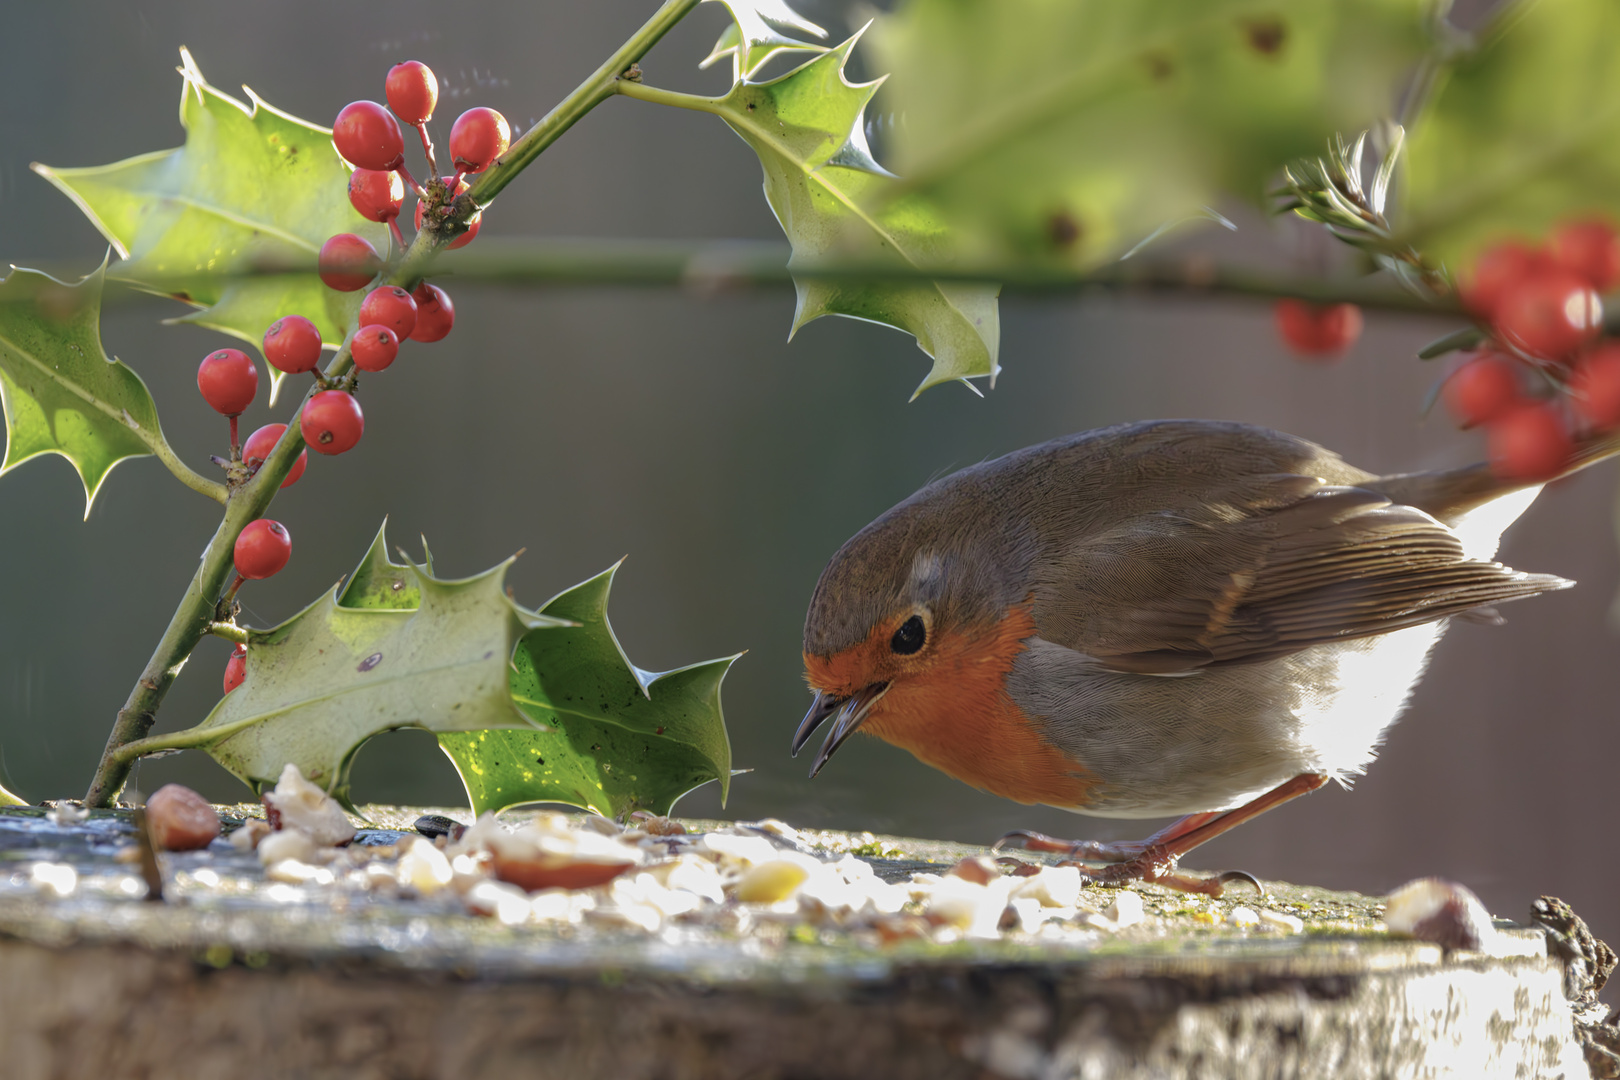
top-left (0, 805), bottom-right (1596, 1079)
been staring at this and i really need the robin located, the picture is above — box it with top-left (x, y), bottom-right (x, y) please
top-left (794, 419), bottom-right (1618, 894)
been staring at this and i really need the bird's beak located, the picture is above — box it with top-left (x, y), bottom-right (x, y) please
top-left (792, 683), bottom-right (890, 779)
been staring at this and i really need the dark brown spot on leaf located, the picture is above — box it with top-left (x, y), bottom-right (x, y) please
top-left (1047, 211), bottom-right (1083, 250)
top-left (1142, 51), bottom-right (1174, 81)
top-left (1244, 19), bottom-right (1286, 55)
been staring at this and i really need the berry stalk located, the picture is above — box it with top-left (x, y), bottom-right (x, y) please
top-left (83, 0), bottom-right (707, 807)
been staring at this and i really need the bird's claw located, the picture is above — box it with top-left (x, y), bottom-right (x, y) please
top-left (1216, 869), bottom-right (1266, 895)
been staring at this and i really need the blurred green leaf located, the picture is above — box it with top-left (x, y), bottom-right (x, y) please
top-left (1400, 0), bottom-right (1620, 272)
top-left (188, 527), bottom-right (563, 804)
top-left (0, 262), bottom-right (174, 516)
top-left (711, 33), bottom-right (1000, 397)
top-left (33, 48), bottom-right (386, 399)
top-left (700, 0), bottom-right (829, 82)
top-left (439, 564), bottom-right (739, 819)
top-left (871, 0), bottom-right (1434, 267)
top-left (0, 778), bottom-right (24, 807)
top-left (1417, 325), bottom-right (1484, 359)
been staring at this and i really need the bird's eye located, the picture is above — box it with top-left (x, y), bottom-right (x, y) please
top-left (890, 614), bottom-right (926, 655)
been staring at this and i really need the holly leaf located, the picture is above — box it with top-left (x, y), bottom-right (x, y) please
top-left (700, 0), bottom-right (829, 83)
top-left (33, 49), bottom-right (386, 399)
top-left (0, 776), bottom-right (23, 807)
top-left (709, 31), bottom-right (1000, 397)
top-left (1399, 0), bottom-right (1620, 272)
top-left (439, 563), bottom-right (739, 819)
top-left (869, 0), bottom-right (1435, 267)
top-left (183, 530), bottom-right (565, 803)
top-left (0, 261), bottom-right (179, 517)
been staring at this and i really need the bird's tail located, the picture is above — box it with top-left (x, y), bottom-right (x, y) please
top-left (1372, 429), bottom-right (1620, 526)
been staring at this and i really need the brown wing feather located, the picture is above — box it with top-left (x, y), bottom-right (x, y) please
top-left (1036, 482), bottom-right (1571, 673)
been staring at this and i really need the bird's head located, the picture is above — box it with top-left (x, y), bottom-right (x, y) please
top-left (796, 492), bottom-right (1031, 777)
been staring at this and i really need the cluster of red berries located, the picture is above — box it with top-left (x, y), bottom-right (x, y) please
top-left (1443, 219), bottom-right (1618, 480)
top-left (208, 58), bottom-right (505, 696)
top-left (319, 58), bottom-right (509, 298)
top-left (1272, 299), bottom-right (1365, 360)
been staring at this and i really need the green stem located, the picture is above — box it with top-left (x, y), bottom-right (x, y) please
top-left (146, 437), bottom-right (228, 504)
top-left (461, 0), bottom-right (702, 210)
top-left (429, 238), bottom-right (1454, 314)
top-left (612, 80), bottom-right (722, 113)
top-left (83, 0), bottom-right (706, 807)
top-left (206, 622), bottom-right (249, 645)
top-left (109, 713), bottom-right (266, 765)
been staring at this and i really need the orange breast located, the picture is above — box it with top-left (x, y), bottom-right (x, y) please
top-left (806, 605), bottom-right (1095, 808)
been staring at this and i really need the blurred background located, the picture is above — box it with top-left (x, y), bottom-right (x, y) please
top-left (1, 0), bottom-right (1615, 955)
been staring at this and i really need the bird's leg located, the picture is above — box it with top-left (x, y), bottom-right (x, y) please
top-left (998, 773), bottom-right (1329, 896)
top-left (1088, 773), bottom-right (1329, 895)
top-left (996, 811), bottom-right (1222, 864)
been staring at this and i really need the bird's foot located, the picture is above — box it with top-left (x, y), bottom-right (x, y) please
top-left (1069, 850), bottom-right (1265, 897)
top-left (992, 829), bottom-right (1149, 864)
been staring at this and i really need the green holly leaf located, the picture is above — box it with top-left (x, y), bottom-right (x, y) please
top-left (869, 0), bottom-right (1435, 267)
top-left (183, 530), bottom-right (565, 803)
top-left (439, 563), bottom-right (739, 819)
top-left (700, 0), bottom-right (829, 83)
top-left (1400, 0), bottom-right (1620, 272)
top-left (0, 261), bottom-right (183, 516)
top-left (33, 49), bottom-right (386, 400)
top-left (709, 32), bottom-right (1000, 397)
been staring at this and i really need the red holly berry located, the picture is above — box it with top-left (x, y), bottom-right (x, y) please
top-left (1492, 270), bottom-right (1603, 360)
top-left (449, 107), bottom-right (510, 174)
top-left (1443, 353), bottom-right (1523, 428)
top-left (1488, 403), bottom-right (1574, 481)
top-left (333, 101), bottom-right (405, 172)
top-left (415, 178), bottom-right (482, 249)
top-left (1272, 300), bottom-right (1363, 358)
top-left (1551, 218), bottom-right (1620, 294)
top-left (197, 349), bottom-right (258, 416)
top-left (348, 168), bottom-right (405, 224)
top-left (242, 423), bottom-right (308, 488)
top-left (386, 61), bottom-right (438, 126)
top-left (351, 325), bottom-right (400, 372)
top-left (1459, 241), bottom-right (1548, 318)
top-left (318, 234), bottom-right (381, 292)
top-left (262, 315), bottom-right (323, 375)
top-left (234, 519), bottom-right (292, 580)
top-left (1571, 341), bottom-right (1620, 430)
top-left (223, 643), bottom-right (247, 695)
top-left (301, 390), bottom-right (365, 455)
top-left (409, 283), bottom-right (455, 342)
top-left (359, 285), bottom-right (418, 339)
